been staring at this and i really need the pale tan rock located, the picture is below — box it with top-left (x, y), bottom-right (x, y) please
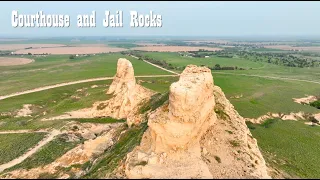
top-left (125, 65), bottom-right (270, 179)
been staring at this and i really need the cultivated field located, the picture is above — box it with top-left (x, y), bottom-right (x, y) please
top-left (0, 57), bottom-right (34, 66)
top-left (131, 46), bottom-right (222, 52)
top-left (0, 44), bottom-right (66, 51)
top-left (14, 46), bottom-right (127, 55)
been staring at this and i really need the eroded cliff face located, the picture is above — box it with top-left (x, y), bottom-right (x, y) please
top-left (91, 58), bottom-right (154, 124)
top-left (124, 65), bottom-right (270, 179)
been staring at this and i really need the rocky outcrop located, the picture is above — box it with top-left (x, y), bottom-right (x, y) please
top-left (124, 65), bottom-right (270, 179)
top-left (91, 58), bottom-right (154, 125)
top-left (41, 58), bottom-right (154, 126)
top-left (293, 95), bottom-right (317, 104)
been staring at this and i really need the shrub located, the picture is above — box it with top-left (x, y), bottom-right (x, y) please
top-left (229, 140), bottom-right (240, 147)
top-left (310, 100), bottom-right (320, 109)
top-left (214, 156), bottom-right (222, 163)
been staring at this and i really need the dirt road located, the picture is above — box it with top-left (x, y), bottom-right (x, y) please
top-left (0, 75), bottom-right (178, 101)
top-left (130, 55), bottom-right (180, 75)
top-left (0, 129), bottom-right (60, 173)
top-left (0, 129), bottom-right (48, 134)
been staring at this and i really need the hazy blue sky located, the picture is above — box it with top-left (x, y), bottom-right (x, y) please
top-left (1, 1), bottom-right (320, 37)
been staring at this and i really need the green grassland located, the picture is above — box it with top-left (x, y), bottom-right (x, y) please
top-left (248, 119), bottom-right (320, 178)
top-left (0, 80), bottom-right (112, 131)
top-left (141, 52), bottom-right (266, 70)
top-left (136, 76), bottom-right (179, 93)
top-left (213, 73), bottom-right (320, 118)
top-left (0, 53), bottom-right (170, 96)
top-left (0, 133), bottom-right (46, 164)
top-left (3, 134), bottom-right (81, 172)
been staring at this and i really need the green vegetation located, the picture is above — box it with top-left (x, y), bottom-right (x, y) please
top-left (213, 73), bottom-right (320, 118)
top-left (0, 81), bottom-right (113, 131)
top-left (82, 122), bottom-right (148, 178)
top-left (139, 92), bottom-right (169, 114)
top-left (4, 134), bottom-right (81, 172)
top-left (214, 156), bottom-right (222, 163)
top-left (0, 53), bottom-right (170, 96)
top-left (0, 133), bottom-right (46, 164)
top-left (136, 76), bottom-right (178, 93)
top-left (249, 119), bottom-right (320, 178)
top-left (310, 100), bottom-right (320, 109)
top-left (69, 117), bottom-right (126, 124)
top-left (229, 140), bottom-right (240, 147)
top-left (107, 42), bottom-right (138, 48)
top-left (130, 51), bottom-right (265, 72)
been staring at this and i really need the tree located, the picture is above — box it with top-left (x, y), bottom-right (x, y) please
top-left (69, 55), bottom-right (75, 59)
top-left (214, 64), bottom-right (221, 70)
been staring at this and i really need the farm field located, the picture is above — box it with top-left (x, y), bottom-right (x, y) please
top-left (14, 46), bottom-right (127, 55)
top-left (0, 57), bottom-right (34, 66)
top-left (141, 52), bottom-right (267, 70)
top-left (131, 46), bottom-right (222, 52)
top-left (0, 53), bottom-right (171, 96)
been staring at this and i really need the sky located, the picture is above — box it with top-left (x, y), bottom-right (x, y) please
top-left (1, 1), bottom-right (320, 37)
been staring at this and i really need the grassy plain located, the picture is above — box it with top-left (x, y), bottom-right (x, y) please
top-left (213, 73), bottom-right (320, 118)
top-left (0, 133), bottom-right (46, 164)
top-left (248, 119), bottom-right (320, 178)
top-left (142, 52), bottom-right (266, 69)
top-left (0, 80), bottom-right (112, 131)
top-left (0, 53), bottom-right (170, 96)
top-left (3, 134), bottom-right (81, 172)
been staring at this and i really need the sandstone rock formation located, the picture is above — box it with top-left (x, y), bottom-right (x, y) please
top-left (42, 58), bottom-right (154, 126)
top-left (90, 58), bottom-right (154, 124)
top-left (124, 65), bottom-right (270, 179)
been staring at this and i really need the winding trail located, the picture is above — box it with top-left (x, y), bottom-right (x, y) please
top-left (130, 55), bottom-right (180, 75)
top-left (0, 75), bottom-right (178, 101)
top-left (0, 129), bottom-right (48, 134)
top-left (0, 129), bottom-right (61, 173)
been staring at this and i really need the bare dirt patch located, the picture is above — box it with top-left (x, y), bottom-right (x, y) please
top-left (131, 46), bottom-right (222, 52)
top-left (293, 95), bottom-right (318, 104)
top-left (14, 46), bottom-right (127, 55)
top-left (0, 44), bottom-right (66, 51)
top-left (0, 57), bottom-right (34, 66)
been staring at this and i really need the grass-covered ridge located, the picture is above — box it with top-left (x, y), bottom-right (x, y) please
top-left (81, 122), bottom-right (148, 178)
